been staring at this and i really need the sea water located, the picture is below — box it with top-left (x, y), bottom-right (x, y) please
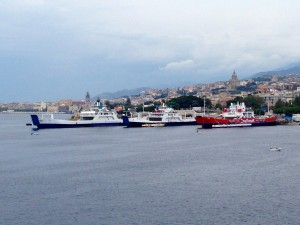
top-left (0, 114), bottom-right (300, 225)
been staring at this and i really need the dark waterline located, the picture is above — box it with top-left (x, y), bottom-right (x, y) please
top-left (1, 114), bottom-right (300, 225)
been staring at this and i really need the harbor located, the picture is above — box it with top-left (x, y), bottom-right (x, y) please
top-left (2, 2), bottom-right (300, 224)
top-left (1, 113), bottom-right (300, 225)
top-left (28, 96), bottom-right (297, 130)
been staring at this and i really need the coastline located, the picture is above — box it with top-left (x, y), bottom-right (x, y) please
top-left (0, 111), bottom-right (67, 114)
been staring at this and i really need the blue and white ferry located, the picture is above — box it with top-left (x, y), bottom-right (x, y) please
top-left (31, 101), bottom-right (123, 129)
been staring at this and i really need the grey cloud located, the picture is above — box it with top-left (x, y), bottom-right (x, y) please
top-left (1, 0), bottom-right (300, 102)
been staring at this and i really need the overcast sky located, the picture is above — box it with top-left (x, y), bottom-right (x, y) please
top-left (1, 0), bottom-right (300, 102)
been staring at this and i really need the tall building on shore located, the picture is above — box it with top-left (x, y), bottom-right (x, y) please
top-left (228, 70), bottom-right (240, 90)
top-left (85, 92), bottom-right (91, 109)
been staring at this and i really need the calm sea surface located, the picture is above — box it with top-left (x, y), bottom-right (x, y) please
top-left (1, 114), bottom-right (300, 225)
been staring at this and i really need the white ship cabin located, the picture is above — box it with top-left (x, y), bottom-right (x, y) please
top-left (79, 101), bottom-right (117, 121)
top-left (292, 114), bottom-right (300, 122)
top-left (221, 102), bottom-right (254, 119)
top-left (148, 106), bottom-right (175, 121)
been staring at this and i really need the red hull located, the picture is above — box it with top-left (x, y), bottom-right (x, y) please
top-left (195, 115), bottom-right (278, 127)
top-left (196, 102), bottom-right (278, 128)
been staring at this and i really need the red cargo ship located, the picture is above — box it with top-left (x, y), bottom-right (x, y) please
top-left (195, 102), bottom-right (277, 128)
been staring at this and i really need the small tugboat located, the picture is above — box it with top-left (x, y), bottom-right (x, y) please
top-left (122, 105), bottom-right (197, 127)
top-left (195, 102), bottom-right (277, 129)
top-left (31, 100), bottom-right (123, 129)
top-left (269, 147), bottom-right (282, 151)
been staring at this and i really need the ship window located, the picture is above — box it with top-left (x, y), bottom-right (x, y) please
top-left (149, 117), bottom-right (162, 121)
top-left (82, 116), bottom-right (94, 120)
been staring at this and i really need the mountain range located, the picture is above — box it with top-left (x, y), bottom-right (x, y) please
top-left (252, 62), bottom-right (300, 78)
top-left (96, 62), bottom-right (300, 99)
top-left (95, 87), bottom-right (150, 100)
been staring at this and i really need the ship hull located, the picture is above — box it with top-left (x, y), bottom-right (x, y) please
top-left (31, 115), bottom-right (123, 129)
top-left (195, 116), bottom-right (277, 129)
top-left (122, 116), bottom-right (197, 127)
top-left (33, 122), bottom-right (123, 129)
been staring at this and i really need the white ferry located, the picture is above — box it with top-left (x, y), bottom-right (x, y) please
top-left (122, 105), bottom-right (197, 127)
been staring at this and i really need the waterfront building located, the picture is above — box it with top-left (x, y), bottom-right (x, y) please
top-left (58, 100), bottom-right (72, 105)
top-left (47, 106), bottom-right (59, 112)
top-left (33, 102), bottom-right (47, 111)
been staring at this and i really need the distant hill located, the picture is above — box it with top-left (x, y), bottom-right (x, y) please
top-left (94, 87), bottom-right (150, 99)
top-left (252, 62), bottom-right (300, 78)
top-left (275, 62), bottom-right (300, 71)
top-left (93, 62), bottom-right (300, 99)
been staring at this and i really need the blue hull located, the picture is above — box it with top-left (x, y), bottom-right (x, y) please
top-left (31, 115), bottom-right (123, 129)
top-left (34, 123), bottom-right (123, 129)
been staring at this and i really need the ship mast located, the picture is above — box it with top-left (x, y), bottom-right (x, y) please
top-left (203, 95), bottom-right (206, 115)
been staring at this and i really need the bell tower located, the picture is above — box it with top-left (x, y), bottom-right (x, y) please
top-left (85, 91), bottom-right (91, 109)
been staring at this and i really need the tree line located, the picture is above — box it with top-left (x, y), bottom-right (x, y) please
top-left (108, 94), bottom-right (300, 116)
top-left (273, 95), bottom-right (300, 115)
top-left (135, 94), bottom-right (300, 116)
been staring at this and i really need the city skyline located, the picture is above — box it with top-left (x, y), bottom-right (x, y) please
top-left (1, 0), bottom-right (300, 102)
